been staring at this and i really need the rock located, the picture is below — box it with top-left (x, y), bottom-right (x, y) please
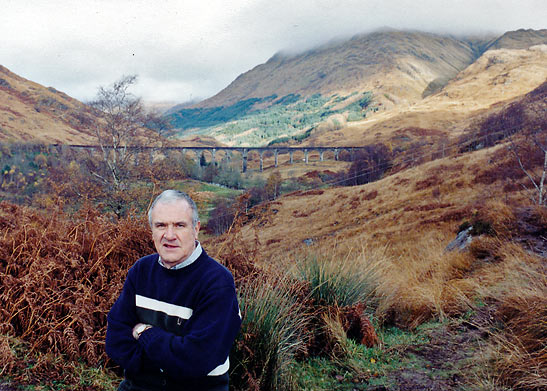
top-left (303, 238), bottom-right (314, 246)
top-left (445, 227), bottom-right (473, 252)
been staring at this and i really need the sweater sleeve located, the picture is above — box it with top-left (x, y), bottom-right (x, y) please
top-left (105, 268), bottom-right (144, 373)
top-left (137, 283), bottom-right (241, 378)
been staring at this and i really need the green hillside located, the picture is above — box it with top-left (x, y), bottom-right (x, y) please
top-left (167, 91), bottom-right (374, 146)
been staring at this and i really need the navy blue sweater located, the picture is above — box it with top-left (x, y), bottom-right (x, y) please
top-left (105, 249), bottom-right (241, 382)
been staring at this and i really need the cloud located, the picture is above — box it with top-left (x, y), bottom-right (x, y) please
top-left (1, 0), bottom-right (545, 103)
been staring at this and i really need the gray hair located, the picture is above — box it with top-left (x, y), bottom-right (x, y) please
top-left (148, 190), bottom-right (200, 228)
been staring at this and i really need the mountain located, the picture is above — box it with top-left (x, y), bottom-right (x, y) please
top-left (168, 28), bottom-right (546, 147)
top-left (2, 28), bottom-right (545, 147)
top-left (205, 53), bottom-right (547, 261)
top-left (195, 30), bottom-right (485, 109)
top-left (0, 65), bottom-right (98, 144)
top-left (196, 28), bottom-right (547, 111)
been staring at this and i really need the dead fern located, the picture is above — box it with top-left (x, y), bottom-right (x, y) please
top-left (0, 201), bottom-right (155, 383)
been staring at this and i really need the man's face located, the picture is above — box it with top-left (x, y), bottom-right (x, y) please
top-left (150, 199), bottom-right (200, 268)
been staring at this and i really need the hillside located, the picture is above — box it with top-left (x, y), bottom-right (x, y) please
top-left (304, 44), bottom-right (547, 147)
top-left (205, 74), bottom-right (547, 261)
top-left (217, 144), bottom-right (532, 261)
top-left (0, 65), bottom-right (97, 144)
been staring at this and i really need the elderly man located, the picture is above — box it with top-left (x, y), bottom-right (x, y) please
top-left (106, 190), bottom-right (241, 391)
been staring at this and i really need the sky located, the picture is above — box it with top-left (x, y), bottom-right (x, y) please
top-left (1, 0), bottom-right (545, 104)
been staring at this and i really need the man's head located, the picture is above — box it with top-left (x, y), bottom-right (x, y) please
top-left (148, 190), bottom-right (201, 268)
top-left (148, 190), bottom-right (199, 228)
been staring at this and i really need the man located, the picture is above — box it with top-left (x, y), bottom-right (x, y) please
top-left (106, 190), bottom-right (242, 391)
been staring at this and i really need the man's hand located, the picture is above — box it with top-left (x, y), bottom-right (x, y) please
top-left (132, 323), bottom-right (152, 340)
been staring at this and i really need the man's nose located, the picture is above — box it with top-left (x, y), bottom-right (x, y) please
top-left (165, 225), bottom-right (176, 238)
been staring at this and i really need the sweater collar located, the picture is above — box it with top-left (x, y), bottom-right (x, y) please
top-left (158, 241), bottom-right (202, 270)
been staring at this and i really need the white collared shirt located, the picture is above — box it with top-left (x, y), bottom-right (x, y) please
top-left (158, 241), bottom-right (202, 270)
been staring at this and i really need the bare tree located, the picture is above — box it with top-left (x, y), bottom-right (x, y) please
top-left (85, 75), bottom-right (173, 217)
top-left (88, 75), bottom-right (156, 191)
top-left (508, 130), bottom-right (547, 206)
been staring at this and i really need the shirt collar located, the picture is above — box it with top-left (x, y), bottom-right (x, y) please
top-left (158, 241), bottom-right (202, 270)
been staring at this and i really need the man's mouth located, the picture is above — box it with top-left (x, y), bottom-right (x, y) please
top-left (163, 243), bottom-right (179, 249)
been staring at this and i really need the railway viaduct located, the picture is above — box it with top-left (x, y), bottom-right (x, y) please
top-left (57, 145), bottom-right (369, 173)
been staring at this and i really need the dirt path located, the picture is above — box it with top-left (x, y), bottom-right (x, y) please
top-left (383, 317), bottom-right (488, 391)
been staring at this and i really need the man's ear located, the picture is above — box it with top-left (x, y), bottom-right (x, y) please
top-left (194, 221), bottom-right (201, 237)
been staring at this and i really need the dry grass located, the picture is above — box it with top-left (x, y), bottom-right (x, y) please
top-left (370, 233), bottom-right (477, 328)
top-left (477, 249), bottom-right (547, 390)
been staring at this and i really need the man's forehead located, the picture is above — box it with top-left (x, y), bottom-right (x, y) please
top-left (151, 200), bottom-right (192, 218)
top-left (156, 198), bottom-right (191, 209)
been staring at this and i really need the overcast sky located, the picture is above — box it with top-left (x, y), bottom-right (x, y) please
top-left (1, 0), bottom-right (545, 104)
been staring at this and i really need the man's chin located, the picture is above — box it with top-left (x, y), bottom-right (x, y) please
top-left (160, 254), bottom-right (183, 265)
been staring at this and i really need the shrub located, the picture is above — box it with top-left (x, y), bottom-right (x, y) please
top-left (294, 254), bottom-right (376, 308)
top-left (341, 144), bottom-right (392, 186)
top-left (33, 153), bottom-right (48, 168)
top-left (231, 277), bottom-right (310, 391)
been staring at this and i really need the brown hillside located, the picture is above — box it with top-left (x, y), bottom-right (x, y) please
top-left (0, 65), bottom-right (97, 144)
top-left (196, 30), bottom-right (480, 109)
top-left (303, 44), bottom-right (547, 147)
top-left (208, 139), bottom-right (541, 267)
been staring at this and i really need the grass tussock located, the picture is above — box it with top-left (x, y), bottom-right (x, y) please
top-left (230, 248), bottom-right (384, 390)
top-left (291, 250), bottom-right (381, 357)
top-left (292, 251), bottom-right (378, 308)
top-left (231, 276), bottom-right (310, 391)
top-left (320, 307), bottom-right (379, 377)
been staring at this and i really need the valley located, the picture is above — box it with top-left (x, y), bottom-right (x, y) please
top-left (0, 27), bottom-right (546, 391)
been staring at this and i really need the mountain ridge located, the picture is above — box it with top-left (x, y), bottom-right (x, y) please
top-left (193, 30), bottom-right (484, 110)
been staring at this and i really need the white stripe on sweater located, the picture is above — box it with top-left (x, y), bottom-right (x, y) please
top-left (208, 357), bottom-right (229, 376)
top-left (136, 295), bottom-right (193, 319)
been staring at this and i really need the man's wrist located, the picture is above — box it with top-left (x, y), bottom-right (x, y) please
top-left (132, 323), bottom-right (152, 340)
